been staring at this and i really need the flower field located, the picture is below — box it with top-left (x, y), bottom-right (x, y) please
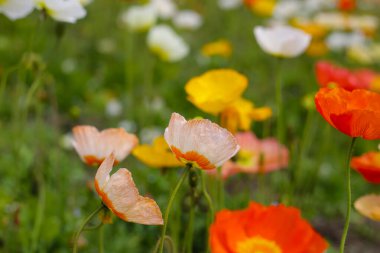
top-left (0, 0), bottom-right (380, 252)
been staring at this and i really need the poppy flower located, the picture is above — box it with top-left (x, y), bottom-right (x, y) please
top-left (209, 202), bottom-right (328, 253)
top-left (95, 154), bottom-right (163, 225)
top-left (132, 135), bottom-right (182, 168)
top-left (351, 151), bottom-right (380, 183)
top-left (338, 0), bottom-right (356, 11)
top-left (72, 125), bottom-right (138, 166)
top-left (0, 0), bottom-right (34, 20)
top-left (201, 40), bottom-right (232, 58)
top-left (209, 132), bottom-right (288, 179)
top-left (164, 113), bottom-right (239, 170)
top-left (315, 61), bottom-right (378, 91)
top-left (244, 0), bottom-right (276, 17)
top-left (185, 69), bottom-right (271, 133)
top-left (354, 194), bottom-right (380, 222)
top-left (35, 0), bottom-right (86, 23)
top-left (147, 24), bottom-right (189, 62)
top-left (314, 87), bottom-right (380, 140)
top-left (120, 4), bottom-right (157, 32)
top-left (254, 25), bottom-right (311, 58)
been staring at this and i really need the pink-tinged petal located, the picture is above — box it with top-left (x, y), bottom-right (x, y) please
top-left (95, 154), bottom-right (115, 191)
top-left (260, 138), bottom-right (289, 172)
top-left (235, 132), bottom-right (261, 152)
top-left (72, 125), bottom-right (138, 166)
top-left (94, 158), bottom-right (163, 225)
top-left (72, 125), bottom-right (99, 163)
top-left (354, 194), bottom-right (380, 221)
top-left (164, 112), bottom-right (239, 170)
top-left (99, 128), bottom-right (138, 163)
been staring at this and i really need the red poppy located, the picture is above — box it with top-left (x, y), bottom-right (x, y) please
top-left (338, 0), bottom-right (356, 11)
top-left (315, 87), bottom-right (380, 140)
top-left (315, 61), bottom-right (377, 91)
top-left (351, 152), bottom-right (380, 183)
top-left (209, 202), bottom-right (328, 253)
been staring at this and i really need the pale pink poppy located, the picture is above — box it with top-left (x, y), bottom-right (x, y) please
top-left (354, 194), bottom-right (380, 222)
top-left (164, 112), bottom-right (239, 170)
top-left (210, 132), bottom-right (288, 179)
top-left (95, 154), bottom-right (163, 225)
top-left (72, 125), bottom-right (138, 166)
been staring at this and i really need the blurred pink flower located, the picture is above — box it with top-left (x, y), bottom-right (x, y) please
top-left (209, 132), bottom-right (288, 179)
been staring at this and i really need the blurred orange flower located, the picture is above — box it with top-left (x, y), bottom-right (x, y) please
top-left (95, 154), bottom-right (163, 225)
top-left (354, 194), bottom-right (380, 221)
top-left (72, 125), bottom-right (138, 166)
top-left (209, 202), bottom-right (328, 253)
top-left (315, 87), bottom-right (380, 140)
top-left (132, 136), bottom-right (182, 168)
top-left (338, 0), bottom-right (356, 11)
top-left (351, 151), bottom-right (380, 183)
top-left (244, 0), bottom-right (275, 16)
top-left (315, 61), bottom-right (380, 91)
top-left (164, 113), bottom-right (239, 170)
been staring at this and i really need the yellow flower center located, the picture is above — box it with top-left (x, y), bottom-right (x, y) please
top-left (236, 149), bottom-right (255, 167)
top-left (237, 236), bottom-right (282, 253)
top-left (150, 45), bottom-right (170, 61)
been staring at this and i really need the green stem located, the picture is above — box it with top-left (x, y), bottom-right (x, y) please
top-left (201, 171), bottom-right (214, 253)
top-left (217, 167), bottom-right (224, 210)
top-left (339, 137), bottom-right (357, 253)
top-left (30, 171), bottom-right (46, 253)
top-left (98, 225), bottom-right (104, 253)
top-left (185, 205), bottom-right (195, 253)
top-left (73, 205), bottom-right (104, 253)
top-left (275, 58), bottom-right (284, 144)
top-left (158, 168), bottom-right (190, 253)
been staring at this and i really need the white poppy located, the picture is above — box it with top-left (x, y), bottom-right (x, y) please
top-left (164, 113), bottom-right (239, 170)
top-left (120, 4), bottom-right (157, 32)
top-left (35, 0), bottom-right (86, 23)
top-left (147, 24), bottom-right (189, 62)
top-left (149, 0), bottom-right (176, 19)
top-left (253, 25), bottom-right (311, 58)
top-left (217, 0), bottom-right (242, 10)
top-left (173, 10), bottom-right (202, 30)
top-left (0, 0), bottom-right (34, 20)
top-left (326, 31), bottom-right (366, 51)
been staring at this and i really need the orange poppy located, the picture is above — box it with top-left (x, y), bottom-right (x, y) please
top-left (351, 152), bottom-right (380, 183)
top-left (209, 202), bottom-right (328, 253)
top-left (338, 0), bottom-right (356, 11)
top-left (314, 87), bottom-right (380, 140)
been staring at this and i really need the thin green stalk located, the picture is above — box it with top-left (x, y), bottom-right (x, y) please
top-left (98, 225), bottom-right (104, 253)
top-left (275, 58), bottom-right (284, 144)
top-left (201, 171), bottom-right (214, 253)
top-left (217, 167), bottom-right (224, 210)
top-left (73, 205), bottom-right (104, 253)
top-left (339, 137), bottom-right (357, 253)
top-left (184, 206), bottom-right (195, 253)
top-left (30, 172), bottom-right (46, 253)
top-left (158, 168), bottom-right (190, 253)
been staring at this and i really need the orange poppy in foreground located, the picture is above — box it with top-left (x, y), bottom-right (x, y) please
top-left (72, 125), bottom-right (138, 166)
top-left (95, 154), bottom-right (163, 225)
top-left (351, 152), bottom-right (380, 183)
top-left (315, 88), bottom-right (380, 140)
top-left (210, 202), bottom-right (328, 253)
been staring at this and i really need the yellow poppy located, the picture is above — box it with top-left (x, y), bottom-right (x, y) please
top-left (201, 40), bottom-right (232, 58)
top-left (185, 69), bottom-right (248, 115)
top-left (132, 136), bottom-right (182, 168)
top-left (221, 98), bottom-right (272, 133)
top-left (306, 40), bottom-right (328, 57)
top-left (248, 0), bottom-right (276, 17)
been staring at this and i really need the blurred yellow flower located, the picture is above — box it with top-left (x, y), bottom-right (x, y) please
top-left (185, 69), bottom-right (248, 115)
top-left (201, 40), bottom-right (232, 58)
top-left (221, 98), bottom-right (272, 133)
top-left (246, 0), bottom-right (276, 16)
top-left (132, 136), bottom-right (182, 168)
top-left (185, 69), bottom-right (272, 133)
top-left (354, 194), bottom-right (380, 221)
top-left (306, 40), bottom-right (328, 57)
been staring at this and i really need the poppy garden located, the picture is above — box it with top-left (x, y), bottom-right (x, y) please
top-left (0, 0), bottom-right (380, 252)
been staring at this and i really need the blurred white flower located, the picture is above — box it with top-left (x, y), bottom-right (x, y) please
top-left (105, 98), bottom-right (123, 117)
top-left (326, 31), bottom-right (366, 51)
top-left (0, 0), bottom-right (34, 20)
top-left (79, 0), bottom-right (92, 6)
top-left (149, 0), bottom-right (176, 19)
top-left (217, 0), bottom-right (242, 10)
top-left (60, 132), bottom-right (74, 150)
top-left (173, 10), bottom-right (202, 30)
top-left (147, 24), bottom-right (189, 62)
top-left (140, 126), bottom-right (162, 144)
top-left (35, 0), bottom-right (86, 23)
top-left (254, 25), bottom-right (311, 58)
top-left (118, 119), bottom-right (137, 133)
top-left (273, 1), bottom-right (300, 21)
top-left (120, 4), bottom-right (157, 32)
top-left (314, 12), bottom-right (347, 30)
